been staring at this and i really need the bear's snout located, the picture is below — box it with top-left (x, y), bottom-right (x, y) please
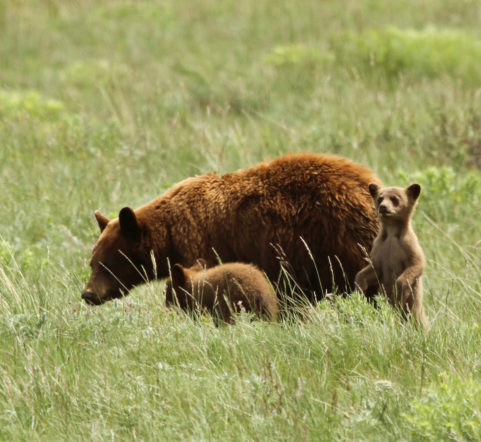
top-left (379, 204), bottom-right (389, 215)
top-left (81, 290), bottom-right (103, 305)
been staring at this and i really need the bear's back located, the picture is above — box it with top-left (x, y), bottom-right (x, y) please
top-left (143, 153), bottom-right (381, 298)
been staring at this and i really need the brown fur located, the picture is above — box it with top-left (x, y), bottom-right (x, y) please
top-left (165, 260), bottom-right (278, 324)
top-left (82, 152), bottom-right (381, 305)
top-left (354, 183), bottom-right (428, 327)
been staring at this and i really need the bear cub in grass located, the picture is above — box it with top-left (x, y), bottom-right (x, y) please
top-left (165, 260), bottom-right (279, 324)
top-left (355, 183), bottom-right (428, 327)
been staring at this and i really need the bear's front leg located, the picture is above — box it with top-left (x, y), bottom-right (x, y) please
top-left (396, 274), bottom-right (428, 328)
top-left (354, 265), bottom-right (378, 294)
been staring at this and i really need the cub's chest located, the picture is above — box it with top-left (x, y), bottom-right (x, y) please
top-left (372, 236), bottom-right (409, 283)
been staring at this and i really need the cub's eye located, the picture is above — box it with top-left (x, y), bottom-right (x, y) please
top-left (390, 196), bottom-right (399, 206)
top-left (377, 196), bottom-right (384, 205)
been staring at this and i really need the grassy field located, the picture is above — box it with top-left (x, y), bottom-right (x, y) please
top-left (1, 0), bottom-right (481, 439)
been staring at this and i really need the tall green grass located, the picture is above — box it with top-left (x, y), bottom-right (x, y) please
top-left (343, 27), bottom-right (481, 86)
top-left (1, 0), bottom-right (481, 439)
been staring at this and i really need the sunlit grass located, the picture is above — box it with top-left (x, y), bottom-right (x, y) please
top-left (344, 27), bottom-right (481, 85)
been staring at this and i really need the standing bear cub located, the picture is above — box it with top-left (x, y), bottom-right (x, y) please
top-left (82, 153), bottom-right (381, 306)
top-left (165, 260), bottom-right (279, 324)
top-left (354, 183), bottom-right (428, 327)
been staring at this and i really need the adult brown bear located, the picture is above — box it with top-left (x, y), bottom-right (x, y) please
top-left (82, 152), bottom-right (381, 305)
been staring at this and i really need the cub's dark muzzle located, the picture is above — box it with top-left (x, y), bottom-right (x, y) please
top-left (379, 205), bottom-right (388, 214)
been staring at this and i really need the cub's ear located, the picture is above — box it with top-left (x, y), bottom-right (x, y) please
top-left (171, 264), bottom-right (186, 286)
top-left (119, 207), bottom-right (141, 241)
top-left (406, 183), bottom-right (421, 201)
top-left (94, 210), bottom-right (110, 232)
top-left (195, 258), bottom-right (208, 268)
top-left (368, 183), bottom-right (379, 199)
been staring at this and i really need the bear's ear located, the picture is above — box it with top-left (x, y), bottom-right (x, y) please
top-left (94, 210), bottom-right (110, 232)
top-left (406, 183), bottom-right (421, 201)
top-left (368, 183), bottom-right (379, 199)
top-left (171, 264), bottom-right (186, 286)
top-left (119, 207), bottom-right (141, 241)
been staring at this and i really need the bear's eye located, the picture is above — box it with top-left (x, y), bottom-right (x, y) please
top-left (98, 261), bottom-right (114, 275)
top-left (377, 196), bottom-right (383, 205)
top-left (390, 196), bottom-right (399, 206)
